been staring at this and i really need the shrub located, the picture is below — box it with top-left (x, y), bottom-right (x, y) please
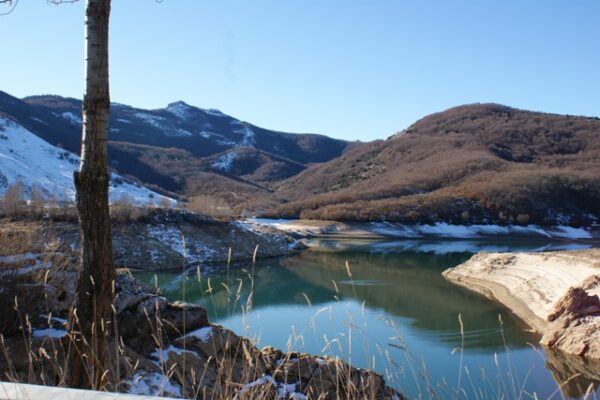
top-left (187, 195), bottom-right (233, 220)
top-left (110, 193), bottom-right (148, 222)
top-left (1, 182), bottom-right (25, 218)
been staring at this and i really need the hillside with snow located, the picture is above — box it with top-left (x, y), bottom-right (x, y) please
top-left (0, 116), bottom-right (174, 206)
top-left (0, 90), bottom-right (349, 212)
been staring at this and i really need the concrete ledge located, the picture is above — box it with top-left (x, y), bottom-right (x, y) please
top-left (0, 382), bottom-right (179, 400)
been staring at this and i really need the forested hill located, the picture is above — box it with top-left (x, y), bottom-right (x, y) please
top-left (268, 104), bottom-right (600, 226)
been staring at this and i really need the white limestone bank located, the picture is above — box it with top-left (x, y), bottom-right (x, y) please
top-left (443, 250), bottom-right (600, 359)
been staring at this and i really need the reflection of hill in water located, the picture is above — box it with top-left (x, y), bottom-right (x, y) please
top-left (281, 249), bottom-right (538, 349)
top-left (138, 246), bottom-right (538, 351)
top-left (306, 238), bottom-right (594, 255)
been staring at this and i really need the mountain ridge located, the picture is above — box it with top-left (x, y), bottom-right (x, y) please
top-left (3, 89), bottom-right (600, 225)
top-left (267, 103), bottom-right (600, 225)
top-left (0, 90), bottom-right (350, 211)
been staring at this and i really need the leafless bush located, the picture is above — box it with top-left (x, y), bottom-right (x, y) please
top-left (187, 195), bottom-right (234, 220)
top-left (1, 181), bottom-right (25, 218)
top-left (28, 184), bottom-right (46, 219)
top-left (110, 193), bottom-right (149, 223)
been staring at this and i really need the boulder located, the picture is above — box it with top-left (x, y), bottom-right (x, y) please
top-left (542, 285), bottom-right (600, 359)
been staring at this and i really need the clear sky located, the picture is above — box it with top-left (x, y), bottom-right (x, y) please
top-left (1, 1), bottom-right (599, 141)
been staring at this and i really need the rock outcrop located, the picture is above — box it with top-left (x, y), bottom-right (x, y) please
top-left (0, 209), bottom-right (304, 273)
top-left (541, 282), bottom-right (600, 359)
top-left (443, 249), bottom-right (600, 360)
top-left (0, 254), bottom-right (400, 399)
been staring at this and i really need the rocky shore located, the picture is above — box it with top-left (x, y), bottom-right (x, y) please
top-left (0, 209), bottom-right (304, 272)
top-left (443, 249), bottom-right (600, 359)
top-left (0, 238), bottom-right (399, 399)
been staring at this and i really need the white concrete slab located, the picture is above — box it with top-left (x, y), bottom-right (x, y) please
top-left (0, 382), bottom-right (180, 400)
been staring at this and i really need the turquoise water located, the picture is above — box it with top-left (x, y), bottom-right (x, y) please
top-left (135, 239), bottom-right (600, 399)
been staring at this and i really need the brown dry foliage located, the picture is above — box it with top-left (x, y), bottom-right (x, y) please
top-left (268, 104), bottom-right (600, 225)
top-left (186, 195), bottom-right (234, 220)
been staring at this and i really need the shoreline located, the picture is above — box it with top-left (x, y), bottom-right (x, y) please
top-left (442, 249), bottom-right (600, 359)
top-left (245, 218), bottom-right (600, 241)
top-left (441, 272), bottom-right (548, 333)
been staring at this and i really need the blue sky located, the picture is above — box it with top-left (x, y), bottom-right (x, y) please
top-left (1, 1), bottom-right (599, 141)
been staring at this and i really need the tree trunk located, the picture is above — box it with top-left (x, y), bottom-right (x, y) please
top-left (67, 0), bottom-right (114, 390)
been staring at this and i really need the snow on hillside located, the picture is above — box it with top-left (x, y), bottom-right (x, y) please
top-left (0, 116), bottom-right (175, 206)
top-left (166, 101), bottom-right (191, 119)
top-left (204, 108), bottom-right (226, 117)
top-left (231, 122), bottom-right (256, 146)
top-left (211, 151), bottom-right (237, 172)
top-left (167, 101), bottom-right (226, 120)
top-left (58, 111), bottom-right (82, 126)
top-left (134, 112), bottom-right (166, 129)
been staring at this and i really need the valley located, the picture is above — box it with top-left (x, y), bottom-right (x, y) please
top-left (1, 90), bottom-right (600, 399)
top-left (3, 91), bottom-right (599, 227)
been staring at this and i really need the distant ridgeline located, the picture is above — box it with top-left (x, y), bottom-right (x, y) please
top-left (1, 89), bottom-right (599, 226)
top-left (0, 90), bottom-right (348, 212)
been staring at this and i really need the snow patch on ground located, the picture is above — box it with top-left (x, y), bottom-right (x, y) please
top-left (150, 345), bottom-right (196, 363)
top-left (234, 220), bottom-right (301, 251)
top-left (211, 151), bottom-right (237, 172)
top-left (184, 326), bottom-right (214, 342)
top-left (0, 117), bottom-right (175, 207)
top-left (126, 372), bottom-right (183, 398)
top-left (0, 252), bottom-right (53, 277)
top-left (246, 218), bottom-right (594, 240)
top-left (146, 225), bottom-right (215, 264)
top-left (32, 328), bottom-right (67, 338)
top-left (240, 218), bottom-right (323, 237)
top-left (237, 375), bottom-right (307, 399)
top-left (0, 252), bottom-right (40, 264)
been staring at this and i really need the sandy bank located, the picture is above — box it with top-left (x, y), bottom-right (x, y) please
top-left (443, 249), bottom-right (600, 359)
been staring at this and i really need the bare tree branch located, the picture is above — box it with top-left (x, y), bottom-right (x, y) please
top-left (0, 0), bottom-right (18, 16)
top-left (1, 0), bottom-right (81, 16)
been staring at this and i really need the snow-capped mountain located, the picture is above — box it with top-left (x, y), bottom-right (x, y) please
top-left (0, 116), bottom-right (174, 206)
top-left (0, 90), bottom-right (349, 211)
top-left (15, 94), bottom-right (347, 163)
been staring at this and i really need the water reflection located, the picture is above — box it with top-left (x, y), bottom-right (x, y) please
top-left (135, 239), bottom-right (600, 399)
top-left (307, 238), bottom-right (593, 254)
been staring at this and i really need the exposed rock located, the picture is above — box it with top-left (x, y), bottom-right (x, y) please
top-left (0, 211), bottom-right (304, 272)
top-left (443, 250), bottom-right (600, 361)
top-left (1, 260), bottom-right (400, 399)
top-left (149, 328), bottom-right (401, 400)
top-left (546, 286), bottom-right (600, 323)
top-left (545, 348), bottom-right (600, 398)
top-left (265, 350), bottom-right (396, 400)
top-left (541, 286), bottom-right (600, 359)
